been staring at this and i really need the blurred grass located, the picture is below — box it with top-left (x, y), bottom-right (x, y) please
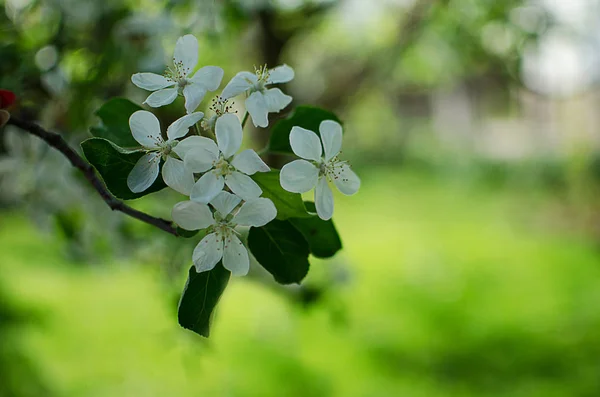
top-left (2, 168), bottom-right (600, 396)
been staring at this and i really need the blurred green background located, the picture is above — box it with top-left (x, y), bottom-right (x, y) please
top-left (3, 0), bottom-right (600, 396)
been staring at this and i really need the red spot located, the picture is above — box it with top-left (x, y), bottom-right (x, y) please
top-left (0, 90), bottom-right (16, 109)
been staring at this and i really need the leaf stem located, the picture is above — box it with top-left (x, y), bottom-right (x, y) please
top-left (7, 115), bottom-right (180, 237)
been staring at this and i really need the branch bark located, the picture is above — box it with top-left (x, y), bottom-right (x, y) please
top-left (6, 115), bottom-right (179, 236)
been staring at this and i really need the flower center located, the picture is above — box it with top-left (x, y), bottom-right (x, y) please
top-left (210, 97), bottom-right (236, 117)
top-left (319, 156), bottom-right (349, 183)
top-left (156, 139), bottom-right (178, 159)
top-left (164, 59), bottom-right (191, 88)
top-left (253, 64), bottom-right (270, 91)
top-left (212, 157), bottom-right (234, 177)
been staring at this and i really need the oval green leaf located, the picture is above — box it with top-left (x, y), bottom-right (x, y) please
top-left (251, 170), bottom-right (310, 220)
top-left (178, 264), bottom-right (230, 337)
top-left (290, 202), bottom-right (342, 258)
top-left (248, 220), bottom-right (310, 284)
top-left (81, 137), bottom-right (166, 200)
top-left (89, 98), bottom-right (142, 148)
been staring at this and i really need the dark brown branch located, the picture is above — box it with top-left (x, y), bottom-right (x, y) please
top-left (6, 115), bottom-right (179, 237)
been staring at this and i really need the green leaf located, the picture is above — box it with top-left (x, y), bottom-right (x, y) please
top-left (90, 98), bottom-right (142, 148)
top-left (268, 105), bottom-right (342, 154)
top-left (290, 202), bottom-right (342, 258)
top-left (81, 137), bottom-right (166, 200)
top-left (248, 220), bottom-right (310, 284)
top-left (251, 170), bottom-right (310, 220)
top-left (177, 264), bottom-right (230, 337)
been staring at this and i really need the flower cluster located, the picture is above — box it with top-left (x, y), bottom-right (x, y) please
top-left (128, 34), bottom-right (359, 276)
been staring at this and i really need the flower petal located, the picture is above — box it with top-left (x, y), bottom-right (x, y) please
top-left (233, 197), bottom-right (277, 227)
top-left (290, 126), bottom-right (322, 161)
top-left (144, 88), bottom-right (178, 108)
top-left (231, 149), bottom-right (270, 175)
top-left (171, 200), bottom-right (214, 231)
top-left (267, 64), bottom-right (295, 84)
top-left (184, 149), bottom-right (217, 173)
top-left (182, 84), bottom-right (207, 115)
top-left (245, 91), bottom-right (269, 128)
top-left (190, 171), bottom-right (225, 203)
top-left (209, 191), bottom-right (241, 217)
top-left (315, 176), bottom-right (334, 220)
top-left (222, 234), bottom-right (249, 276)
top-left (173, 34), bottom-right (198, 76)
top-left (263, 88), bottom-right (292, 112)
top-left (190, 66), bottom-right (224, 91)
top-left (215, 113), bottom-right (242, 158)
top-left (162, 156), bottom-right (195, 195)
top-left (131, 73), bottom-right (174, 91)
top-left (174, 136), bottom-right (219, 162)
top-left (224, 171), bottom-right (262, 200)
top-left (129, 110), bottom-right (162, 148)
top-left (332, 164), bottom-right (360, 195)
top-left (279, 159), bottom-right (319, 193)
top-left (221, 71), bottom-right (257, 99)
top-left (166, 112), bottom-right (204, 140)
top-left (127, 152), bottom-right (161, 193)
top-left (319, 120), bottom-right (343, 162)
top-left (192, 233), bottom-right (223, 273)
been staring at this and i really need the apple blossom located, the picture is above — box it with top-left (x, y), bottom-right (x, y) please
top-left (220, 64), bottom-right (294, 128)
top-left (279, 120), bottom-right (360, 220)
top-left (184, 113), bottom-right (270, 203)
top-left (131, 34), bottom-right (224, 114)
top-left (127, 110), bottom-right (204, 195)
top-left (172, 192), bottom-right (277, 275)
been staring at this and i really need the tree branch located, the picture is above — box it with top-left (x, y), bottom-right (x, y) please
top-left (6, 115), bottom-right (179, 236)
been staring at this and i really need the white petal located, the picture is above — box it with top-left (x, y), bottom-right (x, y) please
top-left (233, 197), bottom-right (277, 227)
top-left (221, 71), bottom-right (257, 99)
top-left (166, 112), bottom-right (204, 140)
top-left (209, 191), bottom-right (241, 217)
top-left (171, 200), bottom-right (214, 231)
top-left (215, 113), bottom-right (242, 158)
top-left (332, 163), bottom-right (360, 195)
top-left (182, 84), bottom-right (207, 115)
top-left (224, 171), bottom-right (262, 200)
top-left (263, 88), bottom-right (292, 112)
top-left (173, 34), bottom-right (198, 76)
top-left (174, 136), bottom-right (219, 162)
top-left (129, 110), bottom-right (162, 148)
top-left (290, 126), bottom-right (322, 161)
top-left (267, 64), bottom-right (295, 84)
top-left (315, 176), bottom-right (334, 220)
top-left (222, 234), bottom-right (249, 276)
top-left (131, 73), bottom-right (174, 91)
top-left (245, 91), bottom-right (269, 128)
top-left (162, 156), bottom-right (195, 195)
top-left (190, 171), bottom-right (225, 203)
top-left (184, 149), bottom-right (218, 173)
top-left (231, 149), bottom-right (270, 175)
top-left (127, 152), bottom-right (161, 193)
top-left (319, 120), bottom-right (343, 162)
top-left (190, 66), bottom-right (224, 91)
top-left (279, 159), bottom-right (319, 193)
top-left (144, 88), bottom-right (178, 108)
top-left (192, 233), bottom-right (223, 273)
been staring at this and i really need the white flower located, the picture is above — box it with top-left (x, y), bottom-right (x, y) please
top-left (220, 64), bottom-right (294, 128)
top-left (131, 34), bottom-right (224, 114)
top-left (279, 120), bottom-right (360, 220)
top-left (184, 113), bottom-right (270, 203)
top-left (172, 192), bottom-right (277, 276)
top-left (127, 110), bottom-right (204, 195)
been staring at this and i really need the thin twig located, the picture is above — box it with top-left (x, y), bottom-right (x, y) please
top-left (6, 115), bottom-right (179, 237)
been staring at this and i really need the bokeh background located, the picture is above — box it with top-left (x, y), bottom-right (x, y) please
top-left (3, 0), bottom-right (600, 396)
